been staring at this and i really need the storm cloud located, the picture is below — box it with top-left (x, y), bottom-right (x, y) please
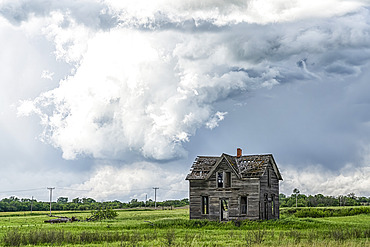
top-left (1, 0), bottom-right (370, 200)
top-left (16, 2), bottom-right (370, 161)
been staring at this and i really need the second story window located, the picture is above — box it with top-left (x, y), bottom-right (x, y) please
top-left (217, 171), bottom-right (232, 188)
top-left (225, 172), bottom-right (231, 188)
top-left (217, 172), bottom-right (223, 188)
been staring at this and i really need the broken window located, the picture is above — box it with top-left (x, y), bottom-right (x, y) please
top-left (221, 199), bottom-right (228, 211)
top-left (225, 172), bottom-right (231, 188)
top-left (217, 172), bottom-right (223, 188)
top-left (220, 199), bottom-right (229, 221)
top-left (202, 196), bottom-right (209, 214)
top-left (240, 196), bottom-right (248, 215)
top-left (217, 171), bottom-right (231, 188)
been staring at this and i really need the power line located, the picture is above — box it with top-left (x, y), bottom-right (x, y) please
top-left (0, 188), bottom-right (45, 193)
top-left (0, 187), bottom-right (188, 201)
top-left (0, 187), bottom-right (186, 194)
top-left (56, 187), bottom-right (92, 192)
top-left (57, 187), bottom-right (154, 193)
top-left (160, 188), bottom-right (188, 193)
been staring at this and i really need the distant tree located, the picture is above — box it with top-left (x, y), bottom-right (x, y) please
top-left (82, 198), bottom-right (96, 204)
top-left (358, 196), bottom-right (369, 205)
top-left (57, 197), bottom-right (68, 203)
top-left (338, 195), bottom-right (345, 206)
top-left (72, 197), bottom-right (82, 204)
top-left (181, 198), bottom-right (189, 204)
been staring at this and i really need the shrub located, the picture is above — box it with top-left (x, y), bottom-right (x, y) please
top-left (283, 206), bottom-right (370, 218)
top-left (86, 207), bottom-right (118, 221)
top-left (2, 229), bottom-right (21, 246)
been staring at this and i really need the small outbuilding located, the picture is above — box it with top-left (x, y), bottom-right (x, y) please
top-left (186, 148), bottom-right (282, 221)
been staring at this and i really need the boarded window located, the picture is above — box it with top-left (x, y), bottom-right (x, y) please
top-left (225, 172), bottom-right (231, 188)
top-left (240, 196), bottom-right (247, 215)
top-left (202, 196), bottom-right (209, 214)
top-left (217, 172), bottom-right (223, 188)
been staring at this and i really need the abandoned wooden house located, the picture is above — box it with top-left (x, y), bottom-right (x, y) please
top-left (186, 148), bottom-right (282, 221)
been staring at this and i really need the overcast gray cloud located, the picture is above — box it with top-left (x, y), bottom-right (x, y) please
top-left (0, 0), bottom-right (117, 30)
top-left (0, 0), bottom-right (370, 201)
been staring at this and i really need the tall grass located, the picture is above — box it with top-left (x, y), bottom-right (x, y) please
top-left (0, 207), bottom-right (369, 246)
top-left (2, 229), bottom-right (157, 246)
top-left (3, 224), bottom-right (369, 246)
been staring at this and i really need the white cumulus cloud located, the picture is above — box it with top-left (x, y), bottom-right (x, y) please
top-left (68, 162), bottom-right (187, 201)
top-left (13, 1), bottom-right (370, 164)
top-left (280, 164), bottom-right (370, 196)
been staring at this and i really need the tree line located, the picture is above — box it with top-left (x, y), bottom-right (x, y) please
top-left (1, 193), bottom-right (369, 212)
top-left (280, 192), bottom-right (370, 207)
top-left (0, 196), bottom-right (189, 212)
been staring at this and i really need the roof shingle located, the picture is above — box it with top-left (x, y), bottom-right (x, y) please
top-left (186, 153), bottom-right (282, 180)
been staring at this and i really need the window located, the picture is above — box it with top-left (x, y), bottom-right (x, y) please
top-left (267, 168), bottom-right (271, 187)
top-left (202, 196), bottom-right (209, 214)
top-left (240, 196), bottom-right (248, 215)
top-left (217, 172), bottom-right (223, 188)
top-left (225, 172), bottom-right (231, 188)
top-left (271, 194), bottom-right (275, 216)
top-left (220, 199), bottom-right (229, 221)
top-left (264, 193), bottom-right (268, 219)
top-left (217, 171), bottom-right (231, 188)
top-left (221, 199), bottom-right (228, 212)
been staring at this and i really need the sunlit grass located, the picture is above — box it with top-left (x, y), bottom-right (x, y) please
top-left (0, 207), bottom-right (369, 246)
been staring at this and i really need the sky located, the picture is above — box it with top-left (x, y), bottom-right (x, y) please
top-left (0, 0), bottom-right (370, 203)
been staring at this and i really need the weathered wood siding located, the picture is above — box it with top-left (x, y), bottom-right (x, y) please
top-left (189, 158), bottom-right (262, 221)
top-left (259, 162), bottom-right (280, 220)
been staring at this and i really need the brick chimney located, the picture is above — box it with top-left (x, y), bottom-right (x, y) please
top-left (237, 148), bottom-right (242, 158)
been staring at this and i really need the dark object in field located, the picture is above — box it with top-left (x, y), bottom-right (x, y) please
top-left (44, 215), bottom-right (79, 224)
top-left (44, 209), bottom-right (117, 223)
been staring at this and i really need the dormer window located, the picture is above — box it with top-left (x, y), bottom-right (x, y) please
top-left (217, 172), bottom-right (223, 188)
top-left (225, 172), bottom-right (231, 188)
top-left (217, 172), bottom-right (231, 188)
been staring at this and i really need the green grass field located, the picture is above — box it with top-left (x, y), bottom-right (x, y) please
top-left (0, 207), bottom-right (369, 246)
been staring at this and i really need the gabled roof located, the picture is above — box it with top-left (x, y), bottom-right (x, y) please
top-left (185, 153), bottom-right (283, 180)
top-left (203, 154), bottom-right (241, 181)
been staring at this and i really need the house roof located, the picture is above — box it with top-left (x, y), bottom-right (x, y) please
top-left (185, 153), bottom-right (283, 181)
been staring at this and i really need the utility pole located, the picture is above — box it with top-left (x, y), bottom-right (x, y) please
top-left (31, 196), bottom-right (33, 213)
top-left (293, 188), bottom-right (300, 208)
top-left (47, 187), bottom-right (55, 216)
top-left (153, 187), bottom-right (159, 209)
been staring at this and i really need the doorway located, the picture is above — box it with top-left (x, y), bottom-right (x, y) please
top-left (220, 199), bottom-right (229, 221)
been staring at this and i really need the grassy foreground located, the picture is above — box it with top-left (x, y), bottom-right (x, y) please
top-left (0, 207), bottom-right (369, 246)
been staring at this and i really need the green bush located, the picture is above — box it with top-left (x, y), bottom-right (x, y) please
top-left (282, 206), bottom-right (370, 218)
top-left (86, 207), bottom-right (118, 221)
